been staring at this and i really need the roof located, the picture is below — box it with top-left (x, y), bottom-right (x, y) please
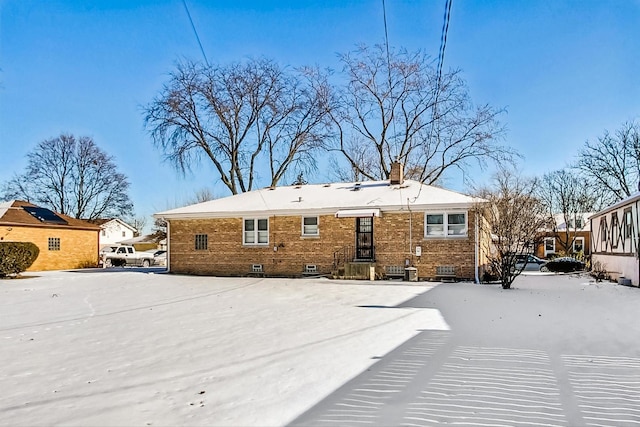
top-left (0, 200), bottom-right (101, 231)
top-left (155, 179), bottom-right (484, 220)
top-left (87, 217), bottom-right (137, 233)
top-left (553, 212), bottom-right (594, 232)
top-left (118, 234), bottom-right (158, 244)
top-left (591, 191), bottom-right (640, 219)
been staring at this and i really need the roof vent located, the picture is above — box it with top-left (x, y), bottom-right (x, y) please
top-left (352, 183), bottom-right (361, 191)
top-left (323, 183), bottom-right (331, 187)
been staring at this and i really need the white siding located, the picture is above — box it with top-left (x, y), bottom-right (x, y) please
top-left (591, 195), bottom-right (640, 286)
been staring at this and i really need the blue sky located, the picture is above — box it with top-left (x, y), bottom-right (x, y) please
top-left (1, 0), bottom-right (639, 229)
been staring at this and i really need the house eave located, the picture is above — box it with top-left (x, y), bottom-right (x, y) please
top-left (155, 202), bottom-right (477, 221)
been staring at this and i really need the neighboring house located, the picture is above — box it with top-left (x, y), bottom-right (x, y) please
top-left (155, 163), bottom-right (489, 281)
top-left (89, 218), bottom-right (137, 248)
top-left (0, 200), bottom-right (100, 271)
top-left (117, 234), bottom-right (160, 252)
top-left (536, 213), bottom-right (593, 258)
top-left (590, 192), bottom-right (640, 286)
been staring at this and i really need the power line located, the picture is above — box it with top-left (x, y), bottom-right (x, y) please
top-left (182, 0), bottom-right (210, 66)
top-left (436, 0), bottom-right (453, 91)
top-left (382, 0), bottom-right (399, 163)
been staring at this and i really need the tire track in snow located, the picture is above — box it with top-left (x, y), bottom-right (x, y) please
top-left (404, 347), bottom-right (568, 427)
top-left (563, 355), bottom-right (640, 426)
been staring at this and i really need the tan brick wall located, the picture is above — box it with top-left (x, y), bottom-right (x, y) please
top-left (168, 210), bottom-right (484, 280)
top-left (1, 226), bottom-right (99, 271)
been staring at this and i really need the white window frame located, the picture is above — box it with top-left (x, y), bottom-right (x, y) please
top-left (243, 218), bottom-right (269, 245)
top-left (302, 216), bottom-right (319, 236)
top-left (544, 237), bottom-right (556, 256)
top-left (424, 211), bottom-right (467, 238)
top-left (573, 236), bottom-right (584, 253)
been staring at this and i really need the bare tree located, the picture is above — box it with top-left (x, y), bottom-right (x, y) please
top-left (331, 44), bottom-right (515, 184)
top-left (2, 134), bottom-right (133, 220)
top-left (144, 58), bottom-right (333, 194)
top-left (127, 216), bottom-right (148, 237)
top-left (575, 120), bottom-right (640, 202)
top-left (538, 169), bottom-right (599, 255)
top-left (190, 187), bottom-right (216, 204)
top-left (475, 168), bottom-right (553, 289)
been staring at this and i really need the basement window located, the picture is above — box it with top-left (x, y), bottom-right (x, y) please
top-left (48, 237), bottom-right (61, 251)
top-left (195, 234), bottom-right (208, 250)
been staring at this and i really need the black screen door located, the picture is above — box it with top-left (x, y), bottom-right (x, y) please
top-left (355, 217), bottom-right (374, 260)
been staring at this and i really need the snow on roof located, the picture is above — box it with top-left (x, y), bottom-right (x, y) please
top-left (155, 179), bottom-right (484, 219)
top-left (553, 212), bottom-right (594, 231)
top-left (591, 191), bottom-right (640, 219)
top-left (0, 200), bottom-right (13, 220)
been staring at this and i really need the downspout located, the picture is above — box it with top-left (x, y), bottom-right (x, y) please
top-left (407, 198), bottom-right (412, 257)
top-left (475, 210), bottom-right (480, 284)
top-left (166, 219), bottom-right (170, 273)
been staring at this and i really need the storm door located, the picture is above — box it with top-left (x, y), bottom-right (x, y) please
top-left (355, 217), bottom-right (374, 260)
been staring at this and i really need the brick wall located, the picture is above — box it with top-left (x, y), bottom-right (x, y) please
top-left (2, 225), bottom-right (99, 271)
top-left (168, 210), bottom-right (482, 280)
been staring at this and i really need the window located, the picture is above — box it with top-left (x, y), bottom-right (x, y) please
top-left (122, 231), bottom-right (126, 237)
top-left (544, 238), bottom-right (555, 256)
top-left (244, 218), bottom-right (269, 245)
top-left (576, 218), bottom-right (583, 229)
top-left (448, 213), bottom-right (466, 236)
top-left (48, 237), bottom-right (60, 251)
top-left (302, 216), bottom-right (319, 236)
top-left (425, 212), bottom-right (467, 237)
top-left (195, 234), bottom-right (208, 250)
top-left (101, 230), bottom-right (106, 236)
top-left (426, 214), bottom-right (444, 236)
top-left (600, 217), bottom-right (608, 242)
top-left (624, 208), bottom-right (633, 238)
top-left (573, 237), bottom-right (584, 253)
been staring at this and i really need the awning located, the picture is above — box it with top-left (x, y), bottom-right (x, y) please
top-left (335, 208), bottom-right (381, 218)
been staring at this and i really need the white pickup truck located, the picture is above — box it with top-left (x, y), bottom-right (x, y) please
top-left (100, 245), bottom-right (155, 267)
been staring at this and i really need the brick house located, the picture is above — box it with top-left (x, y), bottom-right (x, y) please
top-left (535, 213), bottom-right (592, 258)
top-left (590, 192), bottom-right (640, 286)
top-left (156, 164), bottom-right (489, 281)
top-left (0, 200), bottom-right (100, 271)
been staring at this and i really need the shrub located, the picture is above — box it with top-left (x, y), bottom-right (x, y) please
top-left (590, 260), bottom-right (610, 282)
top-left (0, 242), bottom-right (40, 277)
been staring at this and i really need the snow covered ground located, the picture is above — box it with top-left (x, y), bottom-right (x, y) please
top-left (0, 270), bottom-right (446, 426)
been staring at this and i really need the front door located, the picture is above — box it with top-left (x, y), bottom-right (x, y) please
top-left (355, 217), bottom-right (374, 260)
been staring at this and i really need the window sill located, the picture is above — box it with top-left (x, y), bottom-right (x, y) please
top-left (301, 235), bottom-right (320, 239)
top-left (423, 235), bottom-right (468, 240)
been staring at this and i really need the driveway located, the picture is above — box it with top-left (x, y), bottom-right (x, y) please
top-left (291, 273), bottom-right (640, 426)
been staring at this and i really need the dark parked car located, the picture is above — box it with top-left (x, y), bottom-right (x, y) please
top-left (541, 257), bottom-right (585, 272)
top-left (514, 254), bottom-right (547, 271)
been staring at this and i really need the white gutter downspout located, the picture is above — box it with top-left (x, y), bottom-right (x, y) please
top-left (166, 219), bottom-right (170, 273)
top-left (475, 210), bottom-right (480, 284)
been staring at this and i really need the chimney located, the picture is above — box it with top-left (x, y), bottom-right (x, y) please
top-left (389, 161), bottom-right (404, 185)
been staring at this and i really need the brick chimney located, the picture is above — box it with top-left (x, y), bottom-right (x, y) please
top-left (389, 161), bottom-right (404, 185)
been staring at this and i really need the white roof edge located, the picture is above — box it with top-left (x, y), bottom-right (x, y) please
top-left (591, 192), bottom-right (640, 219)
top-left (155, 203), bottom-right (478, 220)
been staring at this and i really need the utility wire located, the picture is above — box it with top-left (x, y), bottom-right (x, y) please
top-left (435, 0), bottom-right (453, 93)
top-left (182, 0), bottom-right (210, 66)
top-left (382, 0), bottom-right (399, 164)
